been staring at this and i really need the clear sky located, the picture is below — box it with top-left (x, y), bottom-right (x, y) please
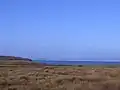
top-left (0, 0), bottom-right (120, 60)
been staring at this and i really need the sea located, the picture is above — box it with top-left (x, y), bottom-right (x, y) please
top-left (33, 60), bottom-right (120, 65)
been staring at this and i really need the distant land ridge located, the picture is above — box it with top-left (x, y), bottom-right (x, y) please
top-left (0, 56), bottom-right (32, 61)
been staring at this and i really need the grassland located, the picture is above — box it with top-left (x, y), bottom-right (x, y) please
top-left (1, 60), bottom-right (120, 90)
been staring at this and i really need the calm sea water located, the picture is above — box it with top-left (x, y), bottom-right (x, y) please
top-left (33, 60), bottom-right (120, 65)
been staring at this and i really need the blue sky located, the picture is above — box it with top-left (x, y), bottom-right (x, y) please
top-left (0, 0), bottom-right (120, 60)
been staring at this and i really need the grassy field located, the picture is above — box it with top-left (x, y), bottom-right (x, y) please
top-left (1, 60), bottom-right (120, 90)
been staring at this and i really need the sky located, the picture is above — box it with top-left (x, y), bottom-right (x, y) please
top-left (0, 0), bottom-right (120, 60)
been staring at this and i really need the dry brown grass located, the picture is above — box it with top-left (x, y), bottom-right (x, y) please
top-left (1, 60), bottom-right (120, 90)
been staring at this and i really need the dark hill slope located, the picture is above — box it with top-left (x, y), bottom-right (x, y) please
top-left (0, 56), bottom-right (47, 67)
top-left (0, 56), bottom-right (32, 61)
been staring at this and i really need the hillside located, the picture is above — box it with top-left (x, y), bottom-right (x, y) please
top-left (0, 56), bottom-right (32, 61)
top-left (0, 56), bottom-right (47, 67)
